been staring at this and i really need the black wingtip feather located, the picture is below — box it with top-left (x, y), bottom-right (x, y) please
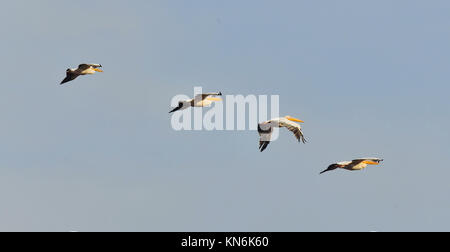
top-left (259, 141), bottom-right (269, 152)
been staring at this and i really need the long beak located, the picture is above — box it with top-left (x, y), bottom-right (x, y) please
top-left (169, 107), bottom-right (181, 113)
top-left (363, 161), bottom-right (380, 165)
top-left (287, 116), bottom-right (304, 123)
top-left (206, 97), bottom-right (222, 102)
top-left (94, 68), bottom-right (103, 72)
top-left (320, 168), bottom-right (331, 174)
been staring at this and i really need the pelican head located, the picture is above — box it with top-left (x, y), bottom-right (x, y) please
top-left (169, 101), bottom-right (186, 113)
top-left (285, 115), bottom-right (304, 123)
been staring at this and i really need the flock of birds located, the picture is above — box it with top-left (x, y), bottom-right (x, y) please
top-left (60, 63), bottom-right (384, 174)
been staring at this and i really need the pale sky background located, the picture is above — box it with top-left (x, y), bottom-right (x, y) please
top-left (0, 0), bottom-right (449, 231)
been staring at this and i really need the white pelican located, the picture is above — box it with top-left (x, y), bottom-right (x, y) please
top-left (169, 92), bottom-right (222, 113)
top-left (320, 158), bottom-right (383, 174)
top-left (258, 115), bottom-right (306, 152)
top-left (60, 63), bottom-right (103, 84)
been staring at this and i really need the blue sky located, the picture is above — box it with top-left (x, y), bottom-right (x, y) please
top-left (0, 0), bottom-right (449, 231)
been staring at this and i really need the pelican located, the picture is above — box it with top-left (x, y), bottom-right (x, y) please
top-left (320, 158), bottom-right (383, 174)
top-left (60, 63), bottom-right (103, 84)
top-left (169, 92), bottom-right (222, 113)
top-left (258, 115), bottom-right (306, 152)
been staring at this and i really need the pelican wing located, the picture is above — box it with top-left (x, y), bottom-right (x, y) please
top-left (60, 72), bottom-right (78, 84)
top-left (279, 119), bottom-right (306, 143)
top-left (258, 122), bottom-right (273, 152)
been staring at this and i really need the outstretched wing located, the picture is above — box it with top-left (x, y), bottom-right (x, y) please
top-left (60, 72), bottom-right (78, 84)
top-left (279, 119), bottom-right (307, 143)
top-left (258, 122), bottom-right (273, 152)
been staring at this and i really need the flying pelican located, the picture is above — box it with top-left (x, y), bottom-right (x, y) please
top-left (320, 158), bottom-right (383, 174)
top-left (169, 92), bottom-right (222, 113)
top-left (60, 63), bottom-right (103, 84)
top-left (258, 115), bottom-right (306, 152)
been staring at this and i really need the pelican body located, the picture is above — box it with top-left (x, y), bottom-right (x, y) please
top-left (169, 92), bottom-right (222, 113)
top-left (60, 63), bottom-right (103, 84)
top-left (320, 158), bottom-right (383, 174)
top-left (258, 115), bottom-right (306, 152)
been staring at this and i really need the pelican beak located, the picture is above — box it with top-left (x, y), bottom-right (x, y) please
top-left (206, 97), bottom-right (222, 102)
top-left (363, 161), bottom-right (380, 165)
top-left (287, 116), bottom-right (304, 123)
top-left (94, 68), bottom-right (103, 72)
top-left (169, 107), bottom-right (180, 113)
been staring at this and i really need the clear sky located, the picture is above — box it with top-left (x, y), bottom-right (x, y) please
top-left (0, 0), bottom-right (449, 231)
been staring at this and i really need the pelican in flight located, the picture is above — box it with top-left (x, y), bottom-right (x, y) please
top-left (258, 115), bottom-right (306, 152)
top-left (169, 92), bottom-right (222, 113)
top-left (320, 158), bottom-right (383, 174)
top-left (60, 63), bottom-right (103, 84)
